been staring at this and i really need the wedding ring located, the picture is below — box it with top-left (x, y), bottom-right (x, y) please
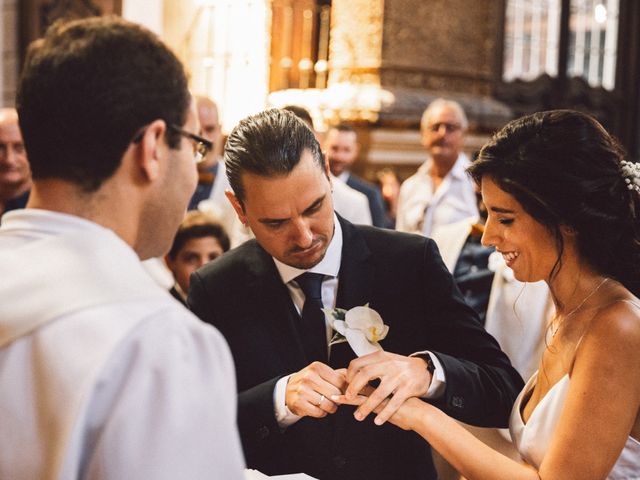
top-left (317, 394), bottom-right (325, 406)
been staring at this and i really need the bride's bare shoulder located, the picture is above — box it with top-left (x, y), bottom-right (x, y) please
top-left (587, 289), bottom-right (640, 348)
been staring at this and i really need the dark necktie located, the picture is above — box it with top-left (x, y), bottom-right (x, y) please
top-left (295, 272), bottom-right (328, 363)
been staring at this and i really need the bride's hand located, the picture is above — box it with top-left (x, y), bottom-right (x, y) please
top-left (331, 390), bottom-right (423, 431)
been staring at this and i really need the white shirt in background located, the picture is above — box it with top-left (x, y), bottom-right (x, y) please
top-left (331, 175), bottom-right (372, 226)
top-left (396, 153), bottom-right (478, 237)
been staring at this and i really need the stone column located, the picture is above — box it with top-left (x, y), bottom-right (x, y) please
top-left (328, 0), bottom-right (512, 177)
top-left (1, 0), bottom-right (19, 107)
top-left (328, 0), bottom-right (511, 130)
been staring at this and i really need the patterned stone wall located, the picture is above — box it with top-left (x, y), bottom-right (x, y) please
top-left (380, 0), bottom-right (503, 96)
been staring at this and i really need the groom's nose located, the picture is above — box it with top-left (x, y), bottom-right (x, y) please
top-left (290, 218), bottom-right (313, 248)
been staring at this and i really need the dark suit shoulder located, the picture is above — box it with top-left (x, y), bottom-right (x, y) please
top-left (347, 174), bottom-right (378, 193)
top-left (194, 239), bottom-right (268, 287)
top-left (351, 222), bottom-right (434, 257)
top-left (347, 174), bottom-right (390, 228)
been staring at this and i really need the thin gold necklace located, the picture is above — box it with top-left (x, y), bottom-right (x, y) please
top-left (551, 278), bottom-right (609, 338)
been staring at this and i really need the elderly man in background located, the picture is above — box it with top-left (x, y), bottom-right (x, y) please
top-left (396, 98), bottom-right (478, 237)
top-left (0, 108), bottom-right (31, 218)
top-left (0, 17), bottom-right (244, 479)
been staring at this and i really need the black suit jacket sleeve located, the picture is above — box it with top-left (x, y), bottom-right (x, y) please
top-left (349, 225), bottom-right (523, 428)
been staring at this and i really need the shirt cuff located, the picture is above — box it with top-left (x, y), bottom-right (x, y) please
top-left (410, 351), bottom-right (446, 399)
top-left (274, 375), bottom-right (302, 429)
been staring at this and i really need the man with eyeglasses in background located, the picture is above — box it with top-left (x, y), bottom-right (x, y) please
top-left (0, 16), bottom-right (244, 480)
top-left (395, 98), bottom-right (478, 237)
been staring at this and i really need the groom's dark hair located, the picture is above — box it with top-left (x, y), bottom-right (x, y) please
top-left (224, 108), bottom-right (324, 206)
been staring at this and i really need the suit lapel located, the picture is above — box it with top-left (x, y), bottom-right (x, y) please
top-left (331, 217), bottom-right (374, 369)
top-left (335, 217), bottom-right (374, 311)
top-left (247, 245), bottom-right (307, 372)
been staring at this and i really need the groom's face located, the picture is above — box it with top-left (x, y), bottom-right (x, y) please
top-left (227, 149), bottom-right (335, 269)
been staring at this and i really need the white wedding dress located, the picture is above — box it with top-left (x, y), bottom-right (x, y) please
top-left (510, 371), bottom-right (640, 479)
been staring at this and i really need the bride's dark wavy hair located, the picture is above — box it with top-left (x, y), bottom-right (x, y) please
top-left (468, 110), bottom-right (640, 297)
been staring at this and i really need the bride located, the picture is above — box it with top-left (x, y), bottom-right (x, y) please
top-left (336, 110), bottom-right (640, 479)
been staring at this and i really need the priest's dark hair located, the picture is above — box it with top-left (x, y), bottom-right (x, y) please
top-left (17, 16), bottom-right (190, 192)
top-left (468, 109), bottom-right (640, 297)
top-left (224, 108), bottom-right (324, 206)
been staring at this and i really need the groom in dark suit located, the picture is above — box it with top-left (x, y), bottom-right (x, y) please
top-left (188, 109), bottom-right (523, 480)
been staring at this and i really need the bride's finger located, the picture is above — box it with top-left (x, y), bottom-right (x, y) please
top-left (331, 394), bottom-right (368, 405)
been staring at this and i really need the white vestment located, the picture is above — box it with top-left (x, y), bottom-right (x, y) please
top-left (0, 210), bottom-right (245, 480)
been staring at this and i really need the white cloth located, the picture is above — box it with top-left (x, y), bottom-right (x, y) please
top-left (431, 217), bottom-right (550, 381)
top-left (0, 210), bottom-right (245, 480)
top-left (510, 372), bottom-right (640, 479)
top-left (331, 175), bottom-right (372, 226)
top-left (141, 256), bottom-right (175, 289)
top-left (271, 214), bottom-right (444, 428)
top-left (198, 161), bottom-right (253, 247)
top-left (396, 154), bottom-right (478, 237)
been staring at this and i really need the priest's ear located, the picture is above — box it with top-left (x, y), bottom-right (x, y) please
top-left (131, 119), bottom-right (166, 182)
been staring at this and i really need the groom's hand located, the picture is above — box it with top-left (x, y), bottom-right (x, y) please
top-left (285, 363), bottom-right (347, 418)
top-left (343, 351), bottom-right (431, 425)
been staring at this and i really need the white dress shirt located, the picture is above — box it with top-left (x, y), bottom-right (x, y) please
top-left (0, 210), bottom-right (245, 480)
top-left (396, 153), bottom-right (478, 237)
top-left (271, 214), bottom-right (445, 428)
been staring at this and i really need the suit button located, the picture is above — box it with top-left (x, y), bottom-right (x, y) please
top-left (451, 396), bottom-right (464, 409)
top-left (332, 455), bottom-right (346, 469)
top-left (256, 425), bottom-right (270, 440)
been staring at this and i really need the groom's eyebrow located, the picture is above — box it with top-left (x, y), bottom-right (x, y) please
top-left (257, 194), bottom-right (326, 224)
top-left (302, 195), bottom-right (326, 215)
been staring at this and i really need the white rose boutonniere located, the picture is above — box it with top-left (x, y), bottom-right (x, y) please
top-left (322, 304), bottom-right (389, 357)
